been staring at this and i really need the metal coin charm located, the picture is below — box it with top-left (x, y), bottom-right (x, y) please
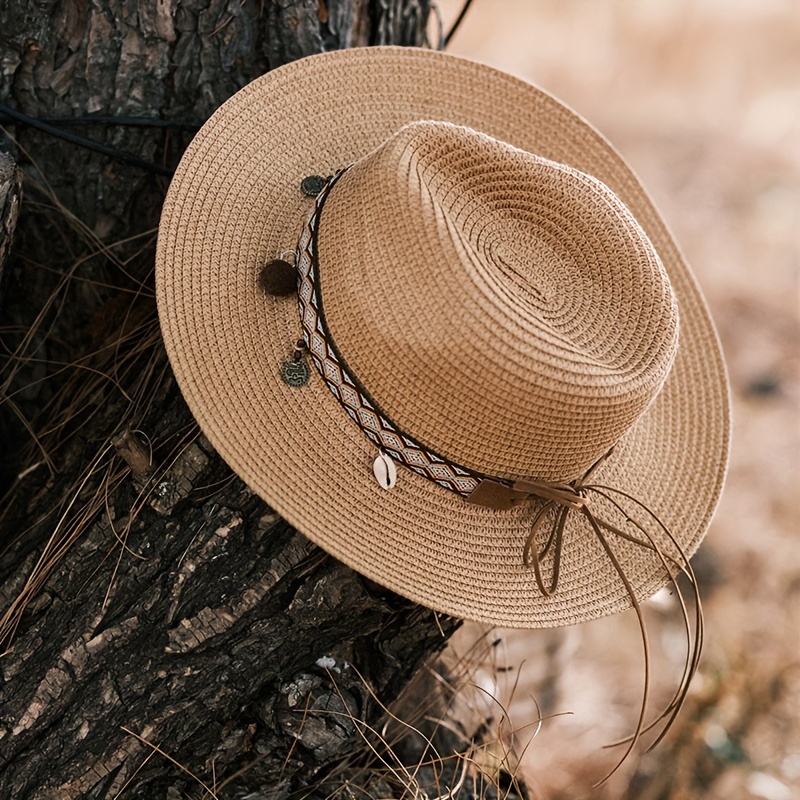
top-left (372, 452), bottom-right (398, 490)
top-left (280, 358), bottom-right (310, 387)
top-left (300, 175), bottom-right (327, 197)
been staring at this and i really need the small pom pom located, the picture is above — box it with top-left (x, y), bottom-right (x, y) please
top-left (258, 259), bottom-right (297, 296)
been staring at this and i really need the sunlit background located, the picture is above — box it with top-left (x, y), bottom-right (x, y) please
top-left (436, 1), bottom-right (800, 797)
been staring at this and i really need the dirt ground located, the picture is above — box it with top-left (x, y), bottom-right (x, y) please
top-left (437, 1), bottom-right (800, 797)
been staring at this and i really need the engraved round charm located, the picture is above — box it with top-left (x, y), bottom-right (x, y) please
top-left (280, 359), bottom-right (310, 387)
top-left (300, 175), bottom-right (326, 197)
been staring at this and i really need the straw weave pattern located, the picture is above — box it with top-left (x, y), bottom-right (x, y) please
top-left (318, 121), bottom-right (680, 482)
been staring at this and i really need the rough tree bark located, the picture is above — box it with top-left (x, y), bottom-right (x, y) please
top-left (0, 3), bottom-right (519, 798)
top-left (0, 152), bottom-right (21, 292)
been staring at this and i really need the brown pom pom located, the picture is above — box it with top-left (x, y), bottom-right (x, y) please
top-left (258, 259), bottom-right (297, 296)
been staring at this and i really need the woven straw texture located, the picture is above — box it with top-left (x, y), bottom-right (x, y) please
top-left (156, 47), bottom-right (730, 628)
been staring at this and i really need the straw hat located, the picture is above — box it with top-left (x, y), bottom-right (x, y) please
top-left (156, 46), bottom-right (730, 628)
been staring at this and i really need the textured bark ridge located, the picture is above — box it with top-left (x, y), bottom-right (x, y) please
top-left (0, 152), bottom-right (21, 295)
top-left (0, 2), bottom-right (528, 798)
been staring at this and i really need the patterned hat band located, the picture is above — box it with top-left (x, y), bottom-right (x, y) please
top-left (295, 168), bottom-right (605, 515)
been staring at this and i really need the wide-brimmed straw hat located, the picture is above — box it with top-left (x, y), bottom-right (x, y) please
top-left (156, 46), bottom-right (730, 628)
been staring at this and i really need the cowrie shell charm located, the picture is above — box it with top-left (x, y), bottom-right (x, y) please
top-left (372, 452), bottom-right (397, 490)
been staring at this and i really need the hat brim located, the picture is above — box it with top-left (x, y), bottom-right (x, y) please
top-left (156, 46), bottom-right (730, 627)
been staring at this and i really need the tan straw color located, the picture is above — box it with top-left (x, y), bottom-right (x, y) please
top-left (156, 46), bottom-right (730, 628)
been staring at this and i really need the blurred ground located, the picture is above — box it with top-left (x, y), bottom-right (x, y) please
top-left (437, 1), bottom-right (800, 797)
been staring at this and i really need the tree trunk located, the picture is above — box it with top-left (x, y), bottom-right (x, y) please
top-left (0, 3), bottom-right (520, 798)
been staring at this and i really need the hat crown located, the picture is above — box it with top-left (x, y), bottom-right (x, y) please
top-left (317, 121), bottom-right (679, 482)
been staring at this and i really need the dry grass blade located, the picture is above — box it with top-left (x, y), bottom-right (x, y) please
top-left (118, 726), bottom-right (219, 799)
top-left (300, 641), bottom-right (538, 800)
top-left (0, 151), bottom-right (173, 648)
top-left (0, 443), bottom-right (115, 649)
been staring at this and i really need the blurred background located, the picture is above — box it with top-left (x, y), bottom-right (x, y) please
top-left (436, 0), bottom-right (800, 797)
